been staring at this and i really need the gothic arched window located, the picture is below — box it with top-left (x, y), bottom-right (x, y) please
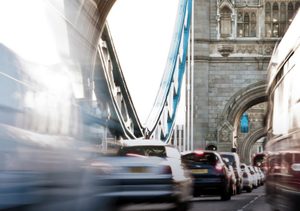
top-left (288, 2), bottom-right (294, 23)
top-left (272, 2), bottom-right (279, 37)
top-left (244, 13), bottom-right (250, 37)
top-left (279, 3), bottom-right (286, 37)
top-left (237, 12), bottom-right (244, 37)
top-left (296, 2), bottom-right (300, 11)
top-left (237, 10), bottom-right (256, 37)
top-left (265, 2), bottom-right (272, 37)
top-left (220, 6), bottom-right (232, 38)
top-left (240, 113), bottom-right (249, 133)
top-left (250, 12), bottom-right (256, 37)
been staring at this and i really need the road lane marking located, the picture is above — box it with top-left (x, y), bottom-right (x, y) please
top-left (237, 195), bottom-right (261, 211)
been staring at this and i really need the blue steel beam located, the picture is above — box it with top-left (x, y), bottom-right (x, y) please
top-left (145, 0), bottom-right (192, 142)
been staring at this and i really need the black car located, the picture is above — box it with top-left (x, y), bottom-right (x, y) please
top-left (181, 150), bottom-right (231, 200)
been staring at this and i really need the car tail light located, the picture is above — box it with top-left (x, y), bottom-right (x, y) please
top-left (243, 172), bottom-right (248, 178)
top-left (215, 163), bottom-right (223, 171)
top-left (194, 150), bottom-right (204, 156)
top-left (160, 165), bottom-right (172, 175)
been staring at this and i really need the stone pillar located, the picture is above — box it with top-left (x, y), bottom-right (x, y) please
top-left (192, 0), bottom-right (211, 149)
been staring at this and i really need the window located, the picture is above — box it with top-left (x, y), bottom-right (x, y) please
top-left (288, 2), bottom-right (294, 23)
top-left (240, 113), bottom-right (249, 133)
top-left (272, 69), bottom-right (290, 135)
top-left (272, 3), bottom-right (279, 37)
top-left (279, 3), bottom-right (286, 36)
top-left (237, 12), bottom-right (244, 37)
top-left (220, 6), bottom-right (232, 38)
top-left (296, 2), bottom-right (300, 11)
top-left (237, 10), bottom-right (257, 37)
top-left (244, 13), bottom-right (250, 37)
top-left (118, 146), bottom-right (167, 157)
top-left (265, 2), bottom-right (272, 37)
top-left (265, 1), bottom-right (298, 38)
top-left (250, 13), bottom-right (256, 37)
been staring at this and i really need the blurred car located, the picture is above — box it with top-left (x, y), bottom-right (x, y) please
top-left (222, 157), bottom-right (237, 195)
top-left (253, 166), bottom-right (263, 186)
top-left (0, 124), bottom-right (113, 211)
top-left (219, 152), bottom-right (243, 194)
top-left (257, 167), bottom-right (265, 185)
top-left (97, 139), bottom-right (193, 211)
top-left (240, 163), bottom-right (254, 193)
top-left (247, 165), bottom-right (258, 188)
top-left (181, 150), bottom-right (232, 201)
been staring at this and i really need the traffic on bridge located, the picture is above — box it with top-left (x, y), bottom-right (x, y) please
top-left (0, 0), bottom-right (300, 210)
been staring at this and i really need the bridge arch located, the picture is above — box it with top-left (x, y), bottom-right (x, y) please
top-left (239, 128), bottom-right (266, 164)
top-left (97, 0), bottom-right (117, 33)
top-left (218, 81), bottom-right (268, 161)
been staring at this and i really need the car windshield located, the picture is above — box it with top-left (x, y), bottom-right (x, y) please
top-left (182, 152), bottom-right (218, 165)
top-left (118, 146), bottom-right (166, 157)
top-left (220, 154), bottom-right (236, 167)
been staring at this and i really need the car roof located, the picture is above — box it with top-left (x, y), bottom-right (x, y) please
top-left (219, 152), bottom-right (236, 155)
top-left (119, 139), bottom-right (170, 147)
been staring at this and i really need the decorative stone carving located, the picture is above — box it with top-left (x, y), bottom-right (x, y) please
top-left (206, 132), bottom-right (217, 142)
top-left (264, 45), bottom-right (275, 55)
top-left (235, 0), bottom-right (260, 7)
top-left (218, 121), bottom-right (233, 142)
top-left (236, 45), bottom-right (257, 54)
top-left (220, 128), bottom-right (230, 142)
top-left (218, 44), bottom-right (234, 57)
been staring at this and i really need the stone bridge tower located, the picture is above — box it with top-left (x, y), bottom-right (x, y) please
top-left (192, 0), bottom-right (300, 163)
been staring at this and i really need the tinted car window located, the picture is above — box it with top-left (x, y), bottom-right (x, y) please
top-left (182, 152), bottom-right (218, 165)
top-left (220, 154), bottom-right (236, 167)
top-left (118, 146), bottom-right (166, 157)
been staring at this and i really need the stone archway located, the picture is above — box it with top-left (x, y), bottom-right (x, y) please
top-left (218, 81), bottom-right (267, 152)
top-left (239, 128), bottom-right (266, 164)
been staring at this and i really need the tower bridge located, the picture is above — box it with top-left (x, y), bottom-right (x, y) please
top-left (0, 0), bottom-right (299, 165)
top-left (102, 0), bottom-right (299, 164)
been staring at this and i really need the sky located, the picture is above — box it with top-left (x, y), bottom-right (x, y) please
top-left (107, 0), bottom-right (185, 125)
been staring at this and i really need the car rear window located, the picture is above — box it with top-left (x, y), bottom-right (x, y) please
top-left (182, 152), bottom-right (218, 165)
top-left (220, 154), bottom-right (236, 167)
top-left (118, 146), bottom-right (166, 157)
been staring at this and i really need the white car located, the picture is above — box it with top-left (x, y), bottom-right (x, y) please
top-left (100, 139), bottom-right (193, 210)
top-left (248, 165), bottom-right (259, 188)
top-left (219, 152), bottom-right (243, 194)
top-left (240, 163), bottom-right (254, 192)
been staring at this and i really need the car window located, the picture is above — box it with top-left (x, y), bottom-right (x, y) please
top-left (182, 152), bottom-right (218, 165)
top-left (118, 146), bottom-right (166, 157)
top-left (220, 154), bottom-right (236, 167)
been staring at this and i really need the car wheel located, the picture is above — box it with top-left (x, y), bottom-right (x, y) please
top-left (170, 201), bottom-right (189, 211)
top-left (246, 186), bottom-right (252, 193)
top-left (237, 184), bottom-right (242, 194)
top-left (221, 186), bottom-right (231, 201)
